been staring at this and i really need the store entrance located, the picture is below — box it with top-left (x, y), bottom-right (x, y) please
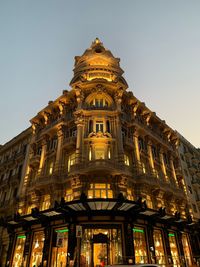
top-left (80, 227), bottom-right (122, 267)
top-left (92, 233), bottom-right (108, 267)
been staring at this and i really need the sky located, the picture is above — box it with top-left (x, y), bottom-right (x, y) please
top-left (0, 0), bottom-right (200, 147)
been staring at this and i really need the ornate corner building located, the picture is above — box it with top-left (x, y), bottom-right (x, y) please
top-left (0, 39), bottom-right (200, 267)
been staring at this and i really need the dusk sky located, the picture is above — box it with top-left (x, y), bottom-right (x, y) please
top-left (0, 0), bottom-right (200, 147)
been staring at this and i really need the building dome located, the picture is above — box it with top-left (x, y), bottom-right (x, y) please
top-left (70, 38), bottom-right (128, 88)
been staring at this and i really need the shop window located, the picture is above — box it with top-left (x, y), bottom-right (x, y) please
top-left (168, 232), bottom-right (180, 267)
top-left (68, 153), bottom-right (76, 171)
top-left (11, 235), bottom-right (26, 267)
top-left (153, 229), bottom-right (166, 265)
top-left (29, 231), bottom-right (45, 267)
top-left (96, 121), bottom-right (104, 132)
top-left (51, 228), bottom-right (68, 267)
top-left (65, 189), bottom-right (73, 202)
top-left (133, 227), bottom-right (148, 263)
top-left (182, 234), bottom-right (192, 267)
top-left (88, 183), bottom-right (113, 199)
top-left (95, 147), bottom-right (105, 159)
top-left (41, 194), bottom-right (51, 211)
top-left (124, 154), bottom-right (130, 166)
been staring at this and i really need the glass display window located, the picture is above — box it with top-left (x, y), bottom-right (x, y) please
top-left (51, 228), bottom-right (69, 267)
top-left (133, 227), bottom-right (148, 263)
top-left (153, 229), bottom-right (166, 265)
top-left (182, 234), bottom-right (192, 267)
top-left (29, 231), bottom-right (45, 267)
top-left (12, 235), bottom-right (26, 267)
top-left (168, 232), bottom-right (180, 267)
top-left (81, 227), bottom-right (122, 267)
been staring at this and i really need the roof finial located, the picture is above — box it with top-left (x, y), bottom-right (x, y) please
top-left (95, 37), bottom-right (100, 44)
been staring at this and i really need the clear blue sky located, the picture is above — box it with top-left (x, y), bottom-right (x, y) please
top-left (0, 0), bottom-right (200, 147)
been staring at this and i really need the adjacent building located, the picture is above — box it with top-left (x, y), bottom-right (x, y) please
top-left (0, 39), bottom-right (200, 267)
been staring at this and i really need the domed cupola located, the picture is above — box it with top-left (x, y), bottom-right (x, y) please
top-left (70, 38), bottom-right (128, 89)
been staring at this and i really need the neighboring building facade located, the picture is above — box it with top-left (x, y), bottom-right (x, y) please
top-left (0, 39), bottom-right (200, 267)
top-left (0, 128), bottom-right (31, 266)
top-left (177, 133), bottom-right (200, 220)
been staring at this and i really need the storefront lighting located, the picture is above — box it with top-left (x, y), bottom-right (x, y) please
top-left (55, 229), bottom-right (69, 233)
top-left (133, 228), bottom-right (144, 233)
top-left (168, 233), bottom-right (175, 237)
top-left (17, 235), bottom-right (26, 239)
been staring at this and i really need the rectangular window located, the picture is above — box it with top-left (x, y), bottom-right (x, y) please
top-left (182, 234), bottom-right (192, 267)
top-left (29, 231), bottom-right (45, 267)
top-left (168, 232), bottom-right (180, 267)
top-left (96, 121), bottom-right (104, 132)
top-left (95, 147), bottom-right (105, 159)
top-left (124, 154), bottom-right (130, 166)
top-left (88, 183), bottom-right (113, 199)
top-left (41, 195), bottom-right (50, 211)
top-left (12, 235), bottom-right (26, 267)
top-left (51, 228), bottom-right (68, 267)
top-left (153, 229), bottom-right (166, 265)
top-left (68, 153), bottom-right (76, 171)
top-left (133, 227), bottom-right (148, 263)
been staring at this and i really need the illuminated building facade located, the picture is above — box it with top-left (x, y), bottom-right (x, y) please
top-left (0, 39), bottom-right (200, 267)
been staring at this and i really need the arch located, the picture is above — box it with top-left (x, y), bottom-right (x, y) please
top-left (85, 92), bottom-right (113, 107)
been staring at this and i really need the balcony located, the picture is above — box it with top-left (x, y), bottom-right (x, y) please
top-left (28, 166), bottom-right (68, 190)
top-left (62, 136), bottom-right (76, 149)
top-left (70, 159), bottom-right (132, 176)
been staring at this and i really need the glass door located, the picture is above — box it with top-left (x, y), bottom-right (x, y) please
top-left (93, 243), bottom-right (108, 267)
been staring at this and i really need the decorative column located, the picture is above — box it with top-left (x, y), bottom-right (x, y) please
top-left (42, 223), bottom-right (51, 267)
top-left (116, 115), bottom-right (124, 164)
top-left (147, 138), bottom-right (155, 173)
top-left (162, 228), bottom-right (172, 267)
top-left (23, 229), bottom-right (32, 267)
top-left (124, 222), bottom-right (134, 264)
top-left (38, 136), bottom-right (48, 175)
top-left (159, 148), bottom-right (167, 182)
top-left (54, 125), bottom-right (65, 172)
top-left (67, 223), bottom-right (77, 265)
top-left (5, 229), bottom-right (15, 267)
top-left (169, 155), bottom-right (178, 187)
top-left (133, 129), bottom-right (141, 170)
top-left (75, 111), bottom-right (84, 164)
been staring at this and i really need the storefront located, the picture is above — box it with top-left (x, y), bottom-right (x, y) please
top-left (5, 198), bottom-right (196, 267)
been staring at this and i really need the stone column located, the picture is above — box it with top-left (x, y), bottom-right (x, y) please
top-left (169, 155), bottom-right (178, 187)
top-left (124, 222), bottom-right (134, 264)
top-left (75, 112), bottom-right (84, 164)
top-left (54, 125), bottom-right (64, 172)
top-left (147, 138), bottom-right (155, 173)
top-left (133, 129), bottom-right (141, 170)
top-left (38, 136), bottom-right (48, 175)
top-left (5, 230), bottom-right (15, 267)
top-left (159, 148), bottom-right (167, 182)
top-left (116, 115), bottom-right (124, 164)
